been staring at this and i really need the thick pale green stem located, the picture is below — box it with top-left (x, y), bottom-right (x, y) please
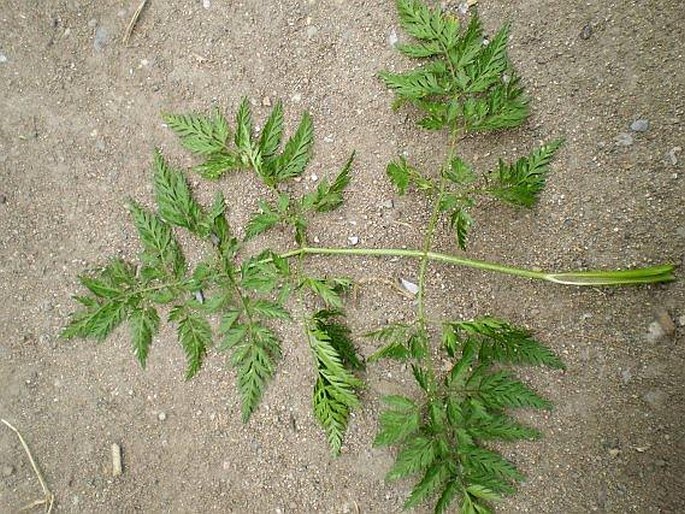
top-left (279, 246), bottom-right (675, 286)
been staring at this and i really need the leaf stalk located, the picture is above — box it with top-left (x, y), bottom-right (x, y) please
top-left (280, 246), bottom-right (674, 286)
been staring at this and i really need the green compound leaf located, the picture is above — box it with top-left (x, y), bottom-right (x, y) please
top-left (194, 152), bottom-right (241, 179)
top-left (450, 317), bottom-right (565, 369)
top-left (129, 305), bottom-right (160, 369)
top-left (258, 101), bottom-right (284, 166)
top-left (163, 109), bottom-right (231, 156)
top-left (386, 435), bottom-right (437, 481)
top-left (385, 2), bottom-right (530, 136)
top-left (313, 310), bottom-right (365, 371)
top-left (272, 111), bottom-right (314, 184)
top-left (300, 276), bottom-right (351, 310)
top-left (153, 150), bottom-right (206, 235)
top-left (128, 201), bottom-right (186, 279)
top-left (78, 259), bottom-right (136, 299)
top-left (228, 323), bottom-right (282, 421)
top-left (303, 152), bottom-right (355, 212)
top-left (62, 297), bottom-right (128, 341)
top-left (467, 368), bottom-right (552, 410)
top-left (450, 206), bottom-right (473, 251)
top-left (309, 315), bottom-right (362, 454)
top-left (444, 156), bottom-right (476, 185)
top-left (490, 139), bottom-right (564, 207)
top-left (374, 395), bottom-right (420, 447)
top-left (386, 157), bottom-right (433, 195)
top-left (169, 305), bottom-right (212, 380)
top-left (395, 0), bottom-right (459, 47)
top-left (244, 199), bottom-right (281, 241)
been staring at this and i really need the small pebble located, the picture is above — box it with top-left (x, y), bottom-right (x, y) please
top-left (306, 26), bottom-right (318, 38)
top-left (94, 26), bottom-right (109, 52)
top-left (615, 133), bottom-right (633, 146)
top-left (665, 146), bottom-right (681, 166)
top-left (158, 411), bottom-right (167, 421)
top-left (655, 309), bottom-right (676, 337)
top-left (678, 314), bottom-right (685, 327)
top-left (620, 369), bottom-right (632, 384)
top-left (579, 24), bottom-right (593, 40)
top-left (388, 28), bottom-right (398, 47)
top-left (608, 448), bottom-right (621, 458)
top-left (1, 464), bottom-right (14, 477)
top-left (646, 321), bottom-right (666, 343)
top-left (380, 199), bottom-right (394, 209)
top-left (262, 96), bottom-right (272, 107)
top-left (291, 93), bottom-right (302, 103)
top-left (348, 235), bottom-right (359, 246)
top-left (323, 134), bottom-right (334, 143)
top-left (630, 119), bottom-right (650, 132)
top-left (203, 0), bottom-right (211, 8)
top-left (400, 278), bottom-right (419, 295)
top-left (643, 390), bottom-right (667, 409)
top-left (0, 53), bottom-right (7, 64)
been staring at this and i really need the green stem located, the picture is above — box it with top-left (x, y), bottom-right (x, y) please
top-left (279, 246), bottom-right (675, 286)
top-left (417, 179), bottom-right (448, 322)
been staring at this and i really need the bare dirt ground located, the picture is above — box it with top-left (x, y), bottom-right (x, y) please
top-left (1, 1), bottom-right (684, 512)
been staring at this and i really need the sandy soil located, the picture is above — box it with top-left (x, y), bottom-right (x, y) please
top-left (1, 1), bottom-right (684, 512)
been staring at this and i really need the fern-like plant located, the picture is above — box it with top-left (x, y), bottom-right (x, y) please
top-left (63, 1), bottom-right (674, 512)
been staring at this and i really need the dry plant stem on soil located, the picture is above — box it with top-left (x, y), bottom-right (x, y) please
top-left (63, 1), bottom-right (676, 513)
top-left (1, 418), bottom-right (55, 514)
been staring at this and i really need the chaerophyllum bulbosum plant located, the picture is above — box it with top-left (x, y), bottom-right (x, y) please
top-left (62, 1), bottom-right (675, 512)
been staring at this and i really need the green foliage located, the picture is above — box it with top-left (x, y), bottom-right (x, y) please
top-left (489, 140), bottom-right (564, 207)
top-left (61, 2), bottom-right (673, 512)
top-left (367, 323), bottom-right (428, 362)
top-left (162, 97), bottom-right (316, 187)
top-left (387, 157), bottom-right (434, 195)
top-left (381, 1), bottom-right (528, 134)
top-left (163, 109), bottom-right (231, 156)
top-left (303, 152), bottom-right (355, 212)
top-left (383, 3), bottom-right (562, 252)
top-left (169, 304), bottom-right (213, 380)
top-left (372, 315), bottom-right (561, 513)
top-left (309, 310), bottom-right (363, 454)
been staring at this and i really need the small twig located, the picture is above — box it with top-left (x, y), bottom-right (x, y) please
top-left (123, 0), bottom-right (149, 44)
top-left (1, 418), bottom-right (55, 514)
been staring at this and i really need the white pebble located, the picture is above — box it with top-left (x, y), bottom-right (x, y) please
top-left (158, 412), bottom-right (167, 421)
top-left (400, 278), bottom-right (419, 295)
top-left (348, 236), bottom-right (359, 246)
top-left (388, 28), bottom-right (398, 46)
